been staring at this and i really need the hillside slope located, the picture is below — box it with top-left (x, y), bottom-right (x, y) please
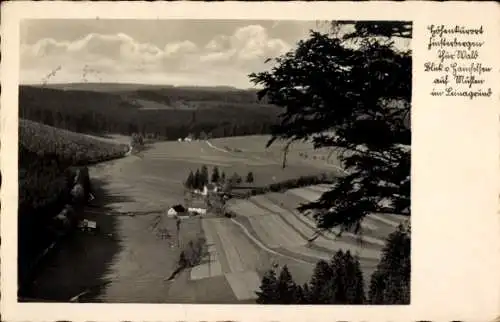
top-left (19, 118), bottom-right (129, 212)
top-left (20, 85), bottom-right (279, 140)
top-left (19, 119), bottom-right (130, 289)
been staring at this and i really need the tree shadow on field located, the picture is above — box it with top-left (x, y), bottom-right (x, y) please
top-left (21, 177), bottom-right (134, 302)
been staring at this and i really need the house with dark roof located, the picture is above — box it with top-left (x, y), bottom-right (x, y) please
top-left (167, 204), bottom-right (187, 217)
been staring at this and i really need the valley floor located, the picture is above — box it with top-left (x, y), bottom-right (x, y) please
top-left (24, 137), bottom-right (407, 303)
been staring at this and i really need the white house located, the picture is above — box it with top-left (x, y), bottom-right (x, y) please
top-left (167, 204), bottom-right (187, 217)
top-left (184, 137), bottom-right (192, 142)
top-left (178, 138), bottom-right (182, 142)
top-left (202, 183), bottom-right (219, 196)
top-left (188, 207), bottom-right (207, 215)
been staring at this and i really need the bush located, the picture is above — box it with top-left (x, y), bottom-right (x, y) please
top-left (180, 236), bottom-right (208, 268)
top-left (248, 173), bottom-right (336, 197)
top-left (246, 171), bottom-right (254, 184)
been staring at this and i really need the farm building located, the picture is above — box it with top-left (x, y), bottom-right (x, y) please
top-left (202, 183), bottom-right (219, 196)
top-left (78, 219), bottom-right (97, 232)
top-left (167, 204), bottom-right (187, 217)
top-left (188, 207), bottom-right (207, 216)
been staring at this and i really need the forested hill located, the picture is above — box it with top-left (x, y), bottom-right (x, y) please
top-left (19, 84), bottom-right (278, 140)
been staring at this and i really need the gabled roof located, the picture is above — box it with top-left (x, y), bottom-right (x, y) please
top-left (171, 204), bottom-right (186, 212)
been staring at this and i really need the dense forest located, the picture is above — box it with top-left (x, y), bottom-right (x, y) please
top-left (19, 85), bottom-right (279, 140)
top-left (18, 120), bottom-right (128, 292)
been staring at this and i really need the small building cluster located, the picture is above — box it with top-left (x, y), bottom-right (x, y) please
top-left (53, 166), bottom-right (98, 234)
top-left (167, 204), bottom-right (207, 218)
top-left (178, 133), bottom-right (195, 142)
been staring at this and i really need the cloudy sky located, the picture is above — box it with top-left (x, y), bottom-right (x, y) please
top-left (20, 20), bottom-right (410, 89)
top-left (20, 20), bottom-right (330, 88)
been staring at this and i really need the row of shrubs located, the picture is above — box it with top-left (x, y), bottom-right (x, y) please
top-left (228, 172), bottom-right (337, 200)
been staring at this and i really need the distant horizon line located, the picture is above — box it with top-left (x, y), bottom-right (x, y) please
top-left (19, 81), bottom-right (261, 91)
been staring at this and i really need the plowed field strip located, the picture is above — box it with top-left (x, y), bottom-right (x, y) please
top-left (209, 218), bottom-right (265, 273)
top-left (213, 222), bottom-right (245, 273)
top-left (247, 217), bottom-right (280, 248)
top-left (225, 271), bottom-right (261, 301)
top-left (250, 197), bottom-right (315, 240)
top-left (262, 194), bottom-right (386, 248)
top-left (305, 185), bottom-right (331, 193)
top-left (284, 187), bottom-right (408, 231)
top-left (249, 196), bottom-right (383, 259)
top-left (287, 188), bottom-right (322, 202)
top-left (265, 215), bottom-right (305, 247)
top-left (228, 218), bottom-right (311, 265)
top-left (227, 200), bottom-right (273, 217)
top-left (278, 191), bottom-right (396, 239)
top-left (202, 219), bottom-right (231, 274)
top-left (313, 237), bottom-right (381, 260)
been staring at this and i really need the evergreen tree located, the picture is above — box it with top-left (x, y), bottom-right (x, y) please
top-left (344, 253), bottom-right (366, 304)
top-left (249, 21), bottom-right (411, 233)
top-left (230, 172), bottom-right (241, 185)
top-left (276, 265), bottom-right (300, 304)
top-left (194, 169), bottom-right (201, 190)
top-left (299, 283), bottom-right (311, 304)
top-left (185, 171), bottom-right (195, 189)
top-left (246, 171), bottom-right (254, 184)
top-left (328, 250), bottom-right (365, 304)
top-left (211, 166), bottom-right (220, 183)
top-left (369, 223), bottom-right (410, 304)
top-left (220, 171), bottom-right (226, 183)
top-left (308, 259), bottom-right (334, 304)
top-left (200, 165), bottom-right (209, 187)
top-left (256, 269), bottom-right (279, 304)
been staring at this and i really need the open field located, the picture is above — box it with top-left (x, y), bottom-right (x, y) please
top-left (226, 188), bottom-right (404, 265)
top-left (26, 133), bottom-right (406, 303)
top-left (209, 135), bottom-right (345, 172)
top-left (132, 136), bottom-right (339, 203)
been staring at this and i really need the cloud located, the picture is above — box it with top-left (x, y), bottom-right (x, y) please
top-left (20, 24), bottom-right (293, 87)
top-left (201, 25), bottom-right (291, 64)
top-left (164, 40), bottom-right (198, 57)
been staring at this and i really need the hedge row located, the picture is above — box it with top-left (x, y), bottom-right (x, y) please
top-left (232, 172), bottom-right (337, 200)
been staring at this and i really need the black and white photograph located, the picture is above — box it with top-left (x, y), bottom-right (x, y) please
top-left (16, 18), bottom-right (412, 305)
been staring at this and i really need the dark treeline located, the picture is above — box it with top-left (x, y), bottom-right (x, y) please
top-left (20, 86), bottom-right (278, 140)
top-left (43, 83), bottom-right (269, 104)
top-left (184, 165), bottom-right (256, 191)
top-left (18, 120), bottom-right (128, 293)
top-left (256, 225), bottom-right (411, 305)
